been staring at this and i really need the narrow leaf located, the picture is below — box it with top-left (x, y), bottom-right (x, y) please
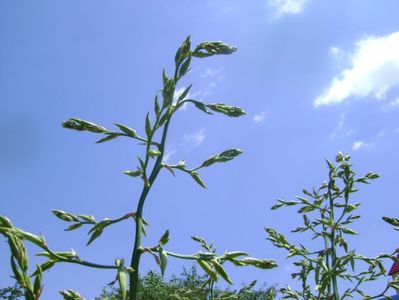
top-left (114, 123), bottom-right (137, 137)
top-left (190, 171), bottom-right (206, 188)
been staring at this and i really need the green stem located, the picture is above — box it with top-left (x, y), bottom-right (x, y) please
top-left (210, 280), bottom-right (214, 300)
top-left (328, 176), bottom-right (339, 300)
top-left (129, 119), bottom-right (172, 300)
top-left (321, 210), bottom-right (332, 298)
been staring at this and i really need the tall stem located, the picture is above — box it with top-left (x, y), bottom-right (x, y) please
top-left (129, 119), bottom-right (171, 300)
top-left (328, 177), bottom-right (339, 300)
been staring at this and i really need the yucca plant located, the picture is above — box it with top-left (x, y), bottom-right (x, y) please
top-left (0, 36), bottom-right (276, 300)
top-left (266, 152), bottom-right (399, 300)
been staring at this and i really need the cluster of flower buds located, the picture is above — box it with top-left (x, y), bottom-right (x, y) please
top-left (59, 289), bottom-right (84, 300)
top-left (193, 41), bottom-right (237, 58)
top-left (62, 118), bottom-right (107, 133)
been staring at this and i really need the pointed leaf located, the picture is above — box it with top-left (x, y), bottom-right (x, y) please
top-left (159, 248), bottom-right (168, 276)
top-left (159, 230), bottom-right (170, 246)
top-left (96, 134), bottom-right (118, 144)
top-left (212, 260), bottom-right (233, 284)
top-left (114, 123), bottom-right (137, 137)
top-left (145, 113), bottom-right (152, 137)
top-left (190, 171), bottom-right (206, 188)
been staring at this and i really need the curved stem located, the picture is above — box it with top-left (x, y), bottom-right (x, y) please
top-left (129, 118), bottom-right (172, 300)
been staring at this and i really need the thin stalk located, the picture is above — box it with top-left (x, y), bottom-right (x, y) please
top-left (328, 175), bottom-right (339, 300)
top-left (316, 206), bottom-right (331, 299)
top-left (210, 280), bottom-right (214, 300)
top-left (129, 118), bottom-right (172, 300)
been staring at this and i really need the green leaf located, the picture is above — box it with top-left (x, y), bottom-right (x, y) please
top-left (33, 260), bottom-right (56, 275)
top-left (96, 134), bottom-right (118, 144)
top-left (211, 259), bottom-right (233, 284)
top-left (162, 164), bottom-right (176, 176)
top-left (191, 100), bottom-right (212, 114)
top-left (87, 229), bottom-right (103, 246)
top-left (10, 256), bottom-right (25, 286)
top-left (145, 113), bottom-right (152, 137)
top-left (190, 171), bottom-right (206, 188)
top-left (390, 281), bottom-right (399, 290)
top-left (0, 215), bottom-right (13, 228)
top-left (340, 227), bottom-right (357, 235)
top-left (154, 95), bottom-right (161, 118)
top-left (65, 223), bottom-right (82, 231)
top-left (117, 268), bottom-right (127, 300)
top-left (78, 214), bottom-right (96, 223)
top-left (175, 36), bottom-right (191, 64)
top-left (158, 230), bottom-right (170, 246)
top-left (383, 216), bottom-right (399, 227)
top-left (201, 148), bottom-right (243, 167)
top-left (123, 170), bottom-right (142, 178)
top-left (197, 259), bottom-right (217, 281)
top-left (157, 112), bottom-right (169, 128)
top-left (365, 171), bottom-right (379, 180)
top-left (162, 69), bottom-right (168, 86)
top-left (159, 247), bottom-right (168, 276)
top-left (114, 123), bottom-right (137, 137)
top-left (33, 264), bottom-right (43, 297)
top-left (178, 55), bottom-right (191, 78)
top-left (325, 159), bottom-right (334, 170)
top-left (87, 219), bottom-right (111, 245)
top-left (223, 251), bottom-right (248, 260)
top-left (178, 84), bottom-right (193, 102)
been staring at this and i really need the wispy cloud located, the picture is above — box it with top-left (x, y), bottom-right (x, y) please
top-left (163, 148), bottom-right (176, 163)
top-left (352, 140), bottom-right (366, 151)
top-left (269, 0), bottom-right (310, 18)
top-left (381, 97), bottom-right (399, 112)
top-left (182, 128), bottom-right (206, 148)
top-left (315, 31), bottom-right (399, 107)
top-left (351, 131), bottom-right (387, 151)
top-left (330, 113), bottom-right (355, 139)
top-left (253, 110), bottom-right (270, 124)
top-left (200, 67), bottom-right (223, 79)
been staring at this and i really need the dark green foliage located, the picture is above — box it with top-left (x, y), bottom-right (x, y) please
top-left (95, 266), bottom-right (277, 300)
top-left (0, 284), bottom-right (23, 300)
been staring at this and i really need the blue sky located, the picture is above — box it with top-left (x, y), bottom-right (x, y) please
top-left (1, 0), bottom-right (399, 298)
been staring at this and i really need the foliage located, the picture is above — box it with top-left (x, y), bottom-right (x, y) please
top-left (0, 36), bottom-right (276, 300)
top-left (0, 284), bottom-right (23, 300)
top-left (266, 152), bottom-right (398, 300)
top-left (95, 266), bottom-right (277, 300)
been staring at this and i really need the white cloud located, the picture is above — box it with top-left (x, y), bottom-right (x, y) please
top-left (351, 130), bottom-right (387, 151)
top-left (381, 97), bottom-right (399, 112)
top-left (208, 82), bottom-right (217, 88)
top-left (330, 113), bottom-right (345, 139)
top-left (182, 128), bottom-right (206, 148)
top-left (352, 141), bottom-right (366, 151)
top-left (200, 67), bottom-right (223, 79)
top-left (315, 31), bottom-right (399, 106)
top-left (269, 0), bottom-right (310, 18)
top-left (253, 110), bottom-right (270, 124)
top-left (330, 113), bottom-right (355, 139)
top-left (163, 148), bottom-right (176, 163)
